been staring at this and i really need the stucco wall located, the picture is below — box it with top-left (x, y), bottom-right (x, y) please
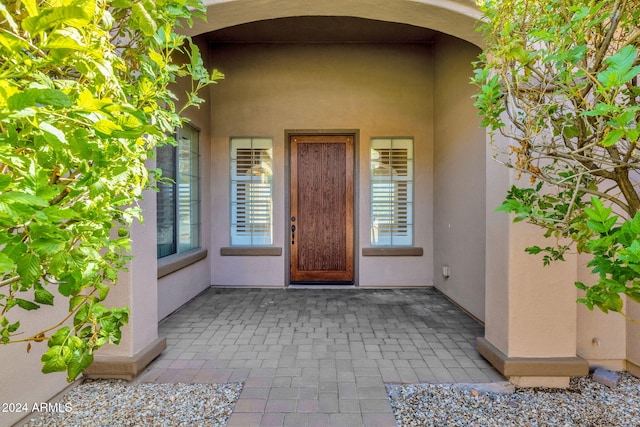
top-left (208, 43), bottom-right (434, 287)
top-left (106, 195), bottom-right (159, 357)
top-left (483, 132), bottom-right (511, 351)
top-left (194, 0), bottom-right (483, 47)
top-left (507, 220), bottom-right (579, 357)
top-left (0, 302), bottom-right (72, 426)
top-left (0, 157), bottom-right (163, 427)
top-left (432, 35), bottom-right (486, 321)
top-left (483, 138), bottom-right (581, 359)
top-left (576, 253), bottom-right (627, 370)
top-left (157, 37), bottom-right (214, 320)
top-left (627, 301), bottom-right (640, 373)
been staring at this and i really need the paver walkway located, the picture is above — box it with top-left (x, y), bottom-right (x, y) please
top-left (136, 288), bottom-right (504, 426)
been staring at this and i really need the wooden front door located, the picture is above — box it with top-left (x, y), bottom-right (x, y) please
top-left (290, 135), bottom-right (354, 283)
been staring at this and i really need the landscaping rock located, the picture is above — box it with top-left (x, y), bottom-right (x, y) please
top-left (593, 367), bottom-right (619, 388)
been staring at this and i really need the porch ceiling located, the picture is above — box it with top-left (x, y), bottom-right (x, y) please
top-left (204, 16), bottom-right (439, 44)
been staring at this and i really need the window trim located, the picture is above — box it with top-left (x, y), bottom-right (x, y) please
top-left (220, 247), bottom-right (282, 256)
top-left (229, 137), bottom-right (274, 246)
top-left (157, 249), bottom-right (208, 278)
top-left (369, 137), bottom-right (415, 247)
top-left (156, 123), bottom-right (202, 259)
top-left (362, 247), bottom-right (423, 257)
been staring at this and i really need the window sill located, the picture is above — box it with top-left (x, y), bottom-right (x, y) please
top-left (157, 249), bottom-right (208, 279)
top-left (362, 247), bottom-right (423, 256)
top-left (220, 247), bottom-right (282, 256)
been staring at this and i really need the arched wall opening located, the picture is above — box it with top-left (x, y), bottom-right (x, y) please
top-left (164, 1), bottom-right (487, 321)
top-left (191, 0), bottom-right (484, 48)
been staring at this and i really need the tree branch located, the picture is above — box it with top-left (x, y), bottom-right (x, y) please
top-left (0, 276), bottom-right (20, 288)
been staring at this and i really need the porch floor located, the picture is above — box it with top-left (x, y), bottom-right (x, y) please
top-left (137, 287), bottom-right (505, 427)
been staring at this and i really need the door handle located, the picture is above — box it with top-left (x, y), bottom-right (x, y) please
top-left (291, 224), bottom-right (296, 245)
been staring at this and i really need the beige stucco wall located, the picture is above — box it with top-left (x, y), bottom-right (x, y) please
top-left (483, 132), bottom-right (511, 351)
top-left (208, 43), bottom-right (434, 287)
top-left (0, 302), bottom-right (72, 426)
top-left (627, 301), bottom-right (640, 373)
top-left (483, 138), bottom-right (580, 359)
top-left (576, 253), bottom-right (627, 370)
top-left (105, 197), bottom-right (159, 357)
top-left (432, 35), bottom-right (486, 321)
top-left (0, 194), bottom-right (161, 427)
top-left (157, 38), bottom-right (215, 320)
top-left (507, 220), bottom-right (579, 357)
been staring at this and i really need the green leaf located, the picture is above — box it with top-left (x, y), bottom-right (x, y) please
top-left (0, 33), bottom-right (28, 51)
top-left (31, 239), bottom-right (67, 256)
top-left (21, 0), bottom-right (39, 17)
top-left (69, 295), bottom-right (85, 311)
top-left (17, 254), bottom-right (41, 285)
top-left (76, 89), bottom-right (111, 111)
top-left (94, 119), bottom-right (121, 136)
top-left (16, 298), bottom-right (40, 311)
top-left (0, 191), bottom-right (48, 207)
top-left (187, 40), bottom-right (207, 81)
top-left (40, 121), bottom-right (68, 145)
top-left (41, 345), bottom-right (72, 374)
top-left (602, 293), bottom-right (624, 313)
top-left (0, 253), bottom-right (15, 273)
top-left (131, 2), bottom-right (157, 37)
top-left (581, 102), bottom-right (614, 117)
top-left (7, 88), bottom-right (72, 111)
top-left (67, 349), bottom-right (93, 382)
top-left (7, 321), bottom-right (20, 333)
top-left (602, 129), bottom-right (625, 147)
top-left (22, 5), bottom-right (91, 35)
top-left (95, 282), bottom-right (110, 300)
top-left (34, 285), bottom-right (54, 305)
top-left (0, 174), bottom-right (11, 191)
top-left (45, 27), bottom-right (87, 51)
top-left (49, 326), bottom-right (71, 347)
top-left (597, 46), bottom-right (640, 88)
top-left (584, 197), bottom-right (613, 222)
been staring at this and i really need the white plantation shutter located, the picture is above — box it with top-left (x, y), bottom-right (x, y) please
top-left (231, 138), bottom-right (273, 245)
top-left (370, 138), bottom-right (413, 246)
top-left (177, 130), bottom-right (200, 252)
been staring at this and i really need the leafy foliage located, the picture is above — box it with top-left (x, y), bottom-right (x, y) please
top-left (576, 198), bottom-right (640, 316)
top-left (473, 0), bottom-right (640, 216)
top-left (0, 0), bottom-right (223, 381)
top-left (473, 0), bottom-right (640, 316)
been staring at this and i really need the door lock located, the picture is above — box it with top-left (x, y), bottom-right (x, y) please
top-left (291, 224), bottom-right (296, 245)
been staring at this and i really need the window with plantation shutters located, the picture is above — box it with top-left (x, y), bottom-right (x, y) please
top-left (370, 138), bottom-right (413, 246)
top-left (231, 138), bottom-right (273, 245)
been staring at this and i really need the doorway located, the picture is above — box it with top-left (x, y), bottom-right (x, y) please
top-left (289, 134), bottom-right (355, 283)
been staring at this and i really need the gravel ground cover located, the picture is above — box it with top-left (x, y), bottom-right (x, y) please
top-left (24, 380), bottom-right (243, 427)
top-left (387, 372), bottom-right (640, 427)
top-left (18, 373), bottom-right (640, 426)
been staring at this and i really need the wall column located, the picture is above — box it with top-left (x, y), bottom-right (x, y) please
top-left (84, 190), bottom-right (166, 379)
top-left (479, 133), bottom-right (589, 388)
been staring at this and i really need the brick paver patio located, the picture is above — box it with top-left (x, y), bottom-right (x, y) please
top-left (136, 288), bottom-right (504, 427)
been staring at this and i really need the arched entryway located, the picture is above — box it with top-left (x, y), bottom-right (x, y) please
top-left (192, 0), bottom-right (483, 47)
top-left (181, 3), bottom-right (487, 323)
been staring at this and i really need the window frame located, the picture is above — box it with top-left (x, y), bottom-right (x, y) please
top-left (156, 123), bottom-right (202, 259)
top-left (369, 137), bottom-right (414, 247)
top-left (229, 137), bottom-right (274, 246)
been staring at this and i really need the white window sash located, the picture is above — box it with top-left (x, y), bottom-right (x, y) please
top-left (370, 138), bottom-right (414, 246)
top-left (230, 138), bottom-right (273, 246)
